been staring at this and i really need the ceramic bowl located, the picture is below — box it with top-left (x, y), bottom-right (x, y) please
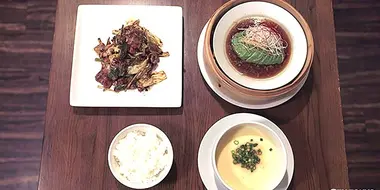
top-left (211, 121), bottom-right (287, 189)
top-left (108, 123), bottom-right (173, 189)
top-left (213, 1), bottom-right (307, 90)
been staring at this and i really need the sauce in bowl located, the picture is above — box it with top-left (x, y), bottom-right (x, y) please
top-left (226, 17), bottom-right (291, 79)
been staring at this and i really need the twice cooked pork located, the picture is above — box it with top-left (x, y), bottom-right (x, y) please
top-left (94, 19), bottom-right (169, 92)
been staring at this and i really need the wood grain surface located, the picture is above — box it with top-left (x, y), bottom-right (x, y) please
top-left (1, 0), bottom-right (379, 189)
top-left (36, 0), bottom-right (349, 189)
top-left (0, 0), bottom-right (55, 189)
top-left (333, 0), bottom-right (380, 188)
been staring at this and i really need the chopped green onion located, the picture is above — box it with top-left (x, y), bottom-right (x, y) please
top-left (230, 140), bottom-right (263, 173)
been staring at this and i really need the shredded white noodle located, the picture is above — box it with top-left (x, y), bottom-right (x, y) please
top-left (239, 19), bottom-right (288, 56)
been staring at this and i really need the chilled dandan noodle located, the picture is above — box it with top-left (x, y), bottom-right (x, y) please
top-left (226, 17), bottom-right (291, 79)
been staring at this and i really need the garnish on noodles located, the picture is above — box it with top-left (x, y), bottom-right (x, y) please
top-left (226, 17), bottom-right (291, 78)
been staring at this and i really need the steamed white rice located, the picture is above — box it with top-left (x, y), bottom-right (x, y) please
top-left (113, 130), bottom-right (169, 183)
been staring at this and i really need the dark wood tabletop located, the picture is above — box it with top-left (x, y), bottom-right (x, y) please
top-left (38, 0), bottom-right (350, 189)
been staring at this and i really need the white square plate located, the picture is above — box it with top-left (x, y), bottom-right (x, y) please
top-left (70, 5), bottom-right (183, 107)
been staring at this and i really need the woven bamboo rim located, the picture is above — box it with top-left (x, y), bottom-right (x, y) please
top-left (203, 0), bottom-right (314, 98)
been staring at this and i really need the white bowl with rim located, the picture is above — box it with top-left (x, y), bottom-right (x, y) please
top-left (108, 123), bottom-right (174, 189)
top-left (213, 1), bottom-right (307, 90)
top-left (211, 121), bottom-right (287, 190)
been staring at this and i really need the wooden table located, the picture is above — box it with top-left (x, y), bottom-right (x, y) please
top-left (38, 0), bottom-right (350, 189)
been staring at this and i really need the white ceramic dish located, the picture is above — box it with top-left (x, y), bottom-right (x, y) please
top-left (108, 123), bottom-right (173, 189)
top-left (213, 1), bottom-right (307, 90)
top-left (211, 121), bottom-right (287, 190)
top-left (70, 5), bottom-right (183, 107)
top-left (198, 22), bottom-right (308, 109)
top-left (198, 113), bottom-right (294, 190)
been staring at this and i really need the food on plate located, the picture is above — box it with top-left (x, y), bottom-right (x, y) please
top-left (112, 129), bottom-right (169, 183)
top-left (94, 19), bottom-right (169, 92)
top-left (215, 124), bottom-right (282, 189)
top-left (226, 17), bottom-right (291, 78)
